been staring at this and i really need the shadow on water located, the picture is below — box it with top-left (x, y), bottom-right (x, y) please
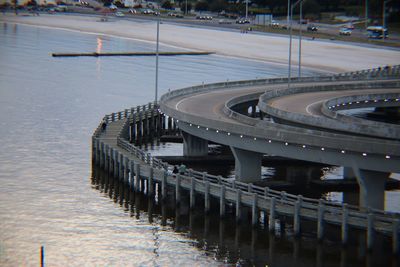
top-left (91, 165), bottom-right (398, 267)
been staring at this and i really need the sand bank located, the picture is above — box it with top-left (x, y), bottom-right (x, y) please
top-left (1, 13), bottom-right (399, 73)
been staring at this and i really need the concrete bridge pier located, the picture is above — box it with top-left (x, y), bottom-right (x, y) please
top-left (230, 147), bottom-right (263, 183)
top-left (352, 167), bottom-right (389, 210)
top-left (182, 131), bottom-right (208, 157)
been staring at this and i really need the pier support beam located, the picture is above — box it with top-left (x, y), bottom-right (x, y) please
top-left (353, 168), bottom-right (388, 210)
top-left (182, 131), bottom-right (208, 157)
top-left (230, 147), bottom-right (263, 183)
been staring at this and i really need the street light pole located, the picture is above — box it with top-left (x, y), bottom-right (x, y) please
top-left (288, 0), bottom-right (304, 89)
top-left (245, 0), bottom-right (248, 20)
top-left (155, 17), bottom-right (160, 104)
top-left (382, 0), bottom-right (391, 39)
top-left (185, 0), bottom-right (188, 15)
top-left (298, 1), bottom-right (302, 78)
top-left (365, 0), bottom-right (368, 29)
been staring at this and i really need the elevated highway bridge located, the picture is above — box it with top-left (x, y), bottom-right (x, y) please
top-left (160, 66), bottom-right (400, 210)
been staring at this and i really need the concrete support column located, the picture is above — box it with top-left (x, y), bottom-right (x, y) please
top-left (352, 167), bottom-right (389, 210)
top-left (230, 147), bottom-right (263, 183)
top-left (182, 131), bottom-right (208, 157)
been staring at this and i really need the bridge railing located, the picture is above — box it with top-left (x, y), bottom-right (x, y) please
top-left (101, 101), bottom-right (400, 222)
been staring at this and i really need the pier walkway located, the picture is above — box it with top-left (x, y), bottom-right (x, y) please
top-left (92, 78), bottom-right (400, 253)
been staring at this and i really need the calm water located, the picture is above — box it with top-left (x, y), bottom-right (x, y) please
top-left (0, 22), bottom-right (398, 266)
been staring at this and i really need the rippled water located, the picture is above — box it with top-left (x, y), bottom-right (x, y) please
top-left (0, 22), bottom-right (398, 267)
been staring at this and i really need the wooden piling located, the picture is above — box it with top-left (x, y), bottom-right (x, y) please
top-left (130, 161), bottom-right (135, 190)
top-left (148, 167), bottom-right (154, 196)
top-left (220, 185), bottom-right (226, 218)
top-left (162, 170), bottom-right (167, 201)
top-left (317, 200), bottom-right (325, 241)
top-left (252, 193), bottom-right (258, 226)
top-left (293, 200), bottom-right (301, 236)
top-left (134, 163), bottom-right (140, 192)
top-left (393, 219), bottom-right (399, 254)
top-left (175, 174), bottom-right (181, 205)
top-left (269, 197), bottom-right (276, 233)
top-left (341, 204), bottom-right (349, 244)
top-left (190, 177), bottom-right (196, 209)
top-left (205, 181), bottom-right (210, 213)
top-left (236, 190), bottom-right (241, 222)
top-left (367, 213), bottom-right (374, 250)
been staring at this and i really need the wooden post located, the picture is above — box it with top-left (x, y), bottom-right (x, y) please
top-left (130, 161), bottom-right (135, 189)
top-left (220, 185), bottom-right (226, 218)
top-left (119, 154), bottom-right (124, 180)
top-left (148, 167), bottom-right (154, 196)
top-left (190, 177), bottom-right (196, 209)
top-left (162, 170), bottom-right (167, 201)
top-left (269, 197), bottom-right (276, 233)
top-left (40, 246), bottom-right (44, 267)
top-left (341, 204), bottom-right (349, 245)
top-left (175, 174), bottom-right (181, 205)
top-left (104, 145), bottom-right (109, 172)
top-left (124, 158), bottom-right (129, 184)
top-left (317, 200), bottom-right (325, 241)
top-left (205, 181), bottom-right (210, 213)
top-left (236, 190), bottom-right (241, 222)
top-left (248, 183), bottom-right (253, 193)
top-left (134, 163), bottom-right (140, 192)
top-left (393, 219), bottom-right (399, 255)
top-left (367, 213), bottom-right (374, 250)
top-left (264, 187), bottom-right (269, 197)
top-left (252, 193), bottom-right (258, 226)
top-left (114, 151), bottom-right (119, 178)
top-left (293, 200), bottom-right (301, 237)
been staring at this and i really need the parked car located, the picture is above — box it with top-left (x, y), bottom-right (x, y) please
top-left (307, 24), bottom-right (318, 32)
top-left (115, 11), bottom-right (124, 17)
top-left (128, 9), bottom-right (137, 14)
top-left (236, 18), bottom-right (250, 24)
top-left (339, 27), bottom-right (352, 35)
top-left (270, 20), bottom-right (279, 27)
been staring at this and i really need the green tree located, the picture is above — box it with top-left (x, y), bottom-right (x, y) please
top-left (162, 0), bottom-right (173, 9)
top-left (195, 1), bottom-right (209, 12)
top-left (209, 0), bottom-right (227, 12)
top-left (180, 2), bottom-right (192, 13)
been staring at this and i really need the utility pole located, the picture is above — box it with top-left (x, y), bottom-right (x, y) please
top-left (298, 1), bottom-right (302, 78)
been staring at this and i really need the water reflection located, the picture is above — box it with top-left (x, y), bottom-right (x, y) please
top-left (91, 165), bottom-right (398, 267)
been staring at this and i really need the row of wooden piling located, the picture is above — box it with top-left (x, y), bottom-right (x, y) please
top-left (92, 104), bottom-right (400, 254)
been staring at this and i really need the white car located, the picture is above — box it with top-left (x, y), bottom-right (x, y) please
top-left (339, 27), bottom-right (352, 35)
top-left (115, 11), bottom-right (124, 17)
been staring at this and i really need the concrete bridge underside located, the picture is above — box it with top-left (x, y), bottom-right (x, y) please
top-left (161, 72), bottom-right (400, 210)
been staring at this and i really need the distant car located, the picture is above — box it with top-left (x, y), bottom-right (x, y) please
top-left (168, 12), bottom-right (183, 18)
top-left (307, 24), bottom-right (318, 32)
top-left (236, 18), bottom-right (250, 24)
top-left (142, 9), bottom-right (154, 14)
top-left (196, 15), bottom-right (212, 20)
top-left (270, 20), bottom-right (279, 27)
top-left (339, 27), bottom-right (352, 35)
top-left (128, 9), bottom-right (137, 14)
top-left (115, 11), bottom-right (124, 17)
top-left (218, 19), bottom-right (232, 24)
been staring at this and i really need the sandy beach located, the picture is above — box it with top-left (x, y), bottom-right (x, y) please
top-left (1, 13), bottom-right (400, 73)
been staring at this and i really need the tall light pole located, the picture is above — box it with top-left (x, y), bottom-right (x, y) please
top-left (365, 0), bottom-right (368, 29)
top-left (287, 0), bottom-right (290, 27)
top-left (155, 16), bottom-right (160, 104)
top-left (288, 0), bottom-right (304, 88)
top-left (298, 1), bottom-right (302, 78)
top-left (382, 0), bottom-right (391, 39)
top-left (185, 0), bottom-right (188, 15)
top-left (245, 0), bottom-right (248, 20)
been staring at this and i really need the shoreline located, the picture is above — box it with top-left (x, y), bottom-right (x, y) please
top-left (1, 13), bottom-right (400, 73)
